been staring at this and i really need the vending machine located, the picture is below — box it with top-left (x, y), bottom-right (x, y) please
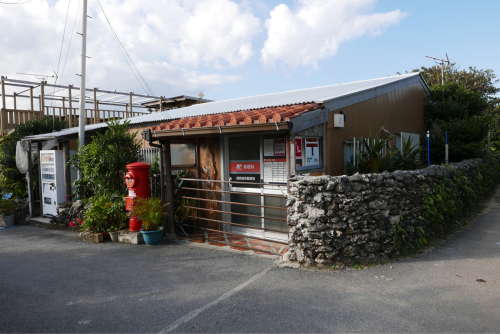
top-left (40, 150), bottom-right (76, 216)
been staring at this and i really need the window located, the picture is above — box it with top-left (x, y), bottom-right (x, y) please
top-left (171, 143), bottom-right (196, 167)
top-left (344, 138), bottom-right (361, 175)
top-left (396, 133), bottom-right (420, 151)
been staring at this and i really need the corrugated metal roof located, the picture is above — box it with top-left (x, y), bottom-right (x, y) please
top-left (23, 72), bottom-right (423, 141)
top-left (165, 72), bottom-right (423, 120)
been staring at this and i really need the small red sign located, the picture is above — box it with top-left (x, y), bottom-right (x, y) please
top-left (229, 161), bottom-right (261, 173)
top-left (295, 138), bottom-right (302, 158)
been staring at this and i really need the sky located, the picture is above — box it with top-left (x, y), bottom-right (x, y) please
top-left (1, 0), bottom-right (499, 105)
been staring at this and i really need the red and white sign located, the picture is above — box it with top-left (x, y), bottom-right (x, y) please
top-left (305, 138), bottom-right (320, 165)
top-left (229, 161), bottom-right (261, 173)
top-left (295, 138), bottom-right (303, 158)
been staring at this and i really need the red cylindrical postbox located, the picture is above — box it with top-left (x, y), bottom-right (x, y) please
top-left (124, 162), bottom-right (151, 231)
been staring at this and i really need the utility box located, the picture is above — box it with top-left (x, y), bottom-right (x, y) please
top-left (40, 150), bottom-right (77, 216)
top-left (334, 114), bottom-right (344, 127)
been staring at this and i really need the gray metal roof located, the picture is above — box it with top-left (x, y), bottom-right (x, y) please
top-left (165, 72), bottom-right (425, 120)
top-left (22, 72), bottom-right (426, 141)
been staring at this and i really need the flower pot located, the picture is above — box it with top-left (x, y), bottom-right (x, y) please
top-left (141, 226), bottom-right (164, 245)
top-left (3, 215), bottom-right (15, 227)
top-left (109, 231), bottom-right (119, 242)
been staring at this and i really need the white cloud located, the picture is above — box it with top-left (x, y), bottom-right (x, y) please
top-left (0, 0), bottom-right (260, 99)
top-left (260, 0), bottom-right (407, 70)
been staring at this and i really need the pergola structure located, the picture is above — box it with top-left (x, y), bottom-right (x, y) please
top-left (0, 76), bottom-right (168, 135)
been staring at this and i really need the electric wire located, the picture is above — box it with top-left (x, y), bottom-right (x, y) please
top-left (59, 0), bottom-right (82, 87)
top-left (50, 0), bottom-right (72, 132)
top-left (0, 0), bottom-right (32, 4)
top-left (95, 0), bottom-right (155, 97)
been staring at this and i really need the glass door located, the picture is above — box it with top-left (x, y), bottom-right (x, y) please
top-left (225, 134), bottom-right (288, 241)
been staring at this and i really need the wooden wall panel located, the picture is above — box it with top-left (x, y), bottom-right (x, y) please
top-left (326, 82), bottom-right (428, 176)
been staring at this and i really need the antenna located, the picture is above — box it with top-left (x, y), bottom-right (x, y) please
top-left (426, 54), bottom-right (452, 165)
top-left (16, 72), bottom-right (55, 81)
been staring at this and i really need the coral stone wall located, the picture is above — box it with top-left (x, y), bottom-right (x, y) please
top-left (286, 159), bottom-right (485, 266)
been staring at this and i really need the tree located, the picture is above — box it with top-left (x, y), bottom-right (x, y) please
top-left (69, 120), bottom-right (141, 197)
top-left (0, 116), bottom-right (67, 197)
top-left (414, 64), bottom-right (499, 106)
top-left (412, 64), bottom-right (498, 163)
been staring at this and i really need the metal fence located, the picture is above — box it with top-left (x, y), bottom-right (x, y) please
top-left (136, 148), bottom-right (161, 197)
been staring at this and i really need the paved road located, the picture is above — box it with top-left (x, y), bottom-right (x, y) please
top-left (1, 187), bottom-right (499, 333)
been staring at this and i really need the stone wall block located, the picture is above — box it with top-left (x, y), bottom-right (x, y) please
top-left (286, 158), bottom-right (493, 266)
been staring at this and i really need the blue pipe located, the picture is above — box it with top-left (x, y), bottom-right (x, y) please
top-left (427, 131), bottom-right (430, 166)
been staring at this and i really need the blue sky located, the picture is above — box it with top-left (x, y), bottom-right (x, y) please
top-left (216, 0), bottom-right (500, 100)
top-left (1, 0), bottom-right (499, 104)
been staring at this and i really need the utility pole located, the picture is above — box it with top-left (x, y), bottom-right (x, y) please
top-left (78, 0), bottom-right (88, 159)
top-left (425, 54), bottom-right (450, 165)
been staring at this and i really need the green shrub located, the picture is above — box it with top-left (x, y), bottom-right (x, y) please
top-left (69, 120), bottom-right (141, 197)
top-left (81, 194), bottom-right (127, 233)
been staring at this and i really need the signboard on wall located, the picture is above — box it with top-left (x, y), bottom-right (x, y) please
top-left (295, 138), bottom-right (302, 158)
top-left (263, 139), bottom-right (274, 156)
top-left (274, 138), bottom-right (285, 156)
top-left (229, 161), bottom-right (260, 173)
top-left (305, 138), bottom-right (320, 165)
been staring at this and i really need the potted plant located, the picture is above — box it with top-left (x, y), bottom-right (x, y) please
top-left (107, 225), bottom-right (120, 242)
top-left (81, 194), bottom-right (126, 242)
top-left (131, 197), bottom-right (168, 245)
top-left (0, 199), bottom-right (16, 227)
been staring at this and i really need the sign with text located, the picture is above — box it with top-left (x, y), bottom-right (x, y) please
top-left (295, 138), bottom-right (303, 158)
top-left (229, 161), bottom-right (260, 173)
top-left (274, 138), bottom-right (286, 156)
top-left (305, 138), bottom-right (320, 165)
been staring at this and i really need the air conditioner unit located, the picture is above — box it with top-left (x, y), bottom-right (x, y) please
top-left (334, 114), bottom-right (344, 127)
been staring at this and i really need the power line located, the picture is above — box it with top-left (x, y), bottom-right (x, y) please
top-left (0, 0), bottom-right (32, 4)
top-left (96, 0), bottom-right (156, 97)
top-left (50, 0), bottom-right (72, 133)
top-left (59, 0), bottom-right (82, 86)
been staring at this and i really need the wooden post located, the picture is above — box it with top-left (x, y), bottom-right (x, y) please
top-left (129, 92), bottom-right (133, 119)
top-left (93, 88), bottom-right (97, 124)
top-left (68, 85), bottom-right (73, 127)
top-left (40, 81), bottom-right (45, 116)
top-left (13, 92), bottom-right (17, 126)
top-left (125, 105), bottom-right (128, 119)
top-left (162, 139), bottom-right (176, 240)
top-left (63, 141), bottom-right (71, 198)
top-left (159, 143), bottom-right (165, 204)
top-left (29, 87), bottom-right (34, 122)
top-left (286, 132), bottom-right (291, 193)
top-left (62, 98), bottom-right (66, 126)
top-left (27, 141), bottom-right (33, 218)
top-left (37, 141), bottom-right (43, 216)
top-left (1, 76), bottom-right (6, 136)
top-left (159, 97), bottom-right (163, 112)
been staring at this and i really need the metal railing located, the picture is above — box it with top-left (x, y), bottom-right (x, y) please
top-left (177, 178), bottom-right (288, 255)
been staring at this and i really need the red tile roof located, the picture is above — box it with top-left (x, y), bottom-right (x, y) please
top-left (150, 103), bottom-right (322, 131)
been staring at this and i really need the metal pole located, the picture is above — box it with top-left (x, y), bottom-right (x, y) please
top-left (427, 131), bottom-right (430, 166)
top-left (78, 0), bottom-right (88, 154)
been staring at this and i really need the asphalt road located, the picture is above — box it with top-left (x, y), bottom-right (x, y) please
top-left (1, 187), bottom-right (499, 333)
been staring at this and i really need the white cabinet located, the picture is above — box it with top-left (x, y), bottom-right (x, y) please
top-left (40, 150), bottom-right (76, 216)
